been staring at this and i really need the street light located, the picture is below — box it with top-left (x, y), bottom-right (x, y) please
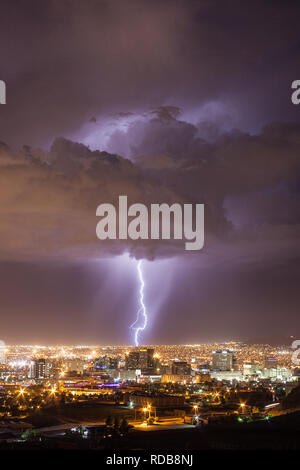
top-left (142, 407), bottom-right (149, 423)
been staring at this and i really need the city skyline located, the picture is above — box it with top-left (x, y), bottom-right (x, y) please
top-left (0, 333), bottom-right (299, 451)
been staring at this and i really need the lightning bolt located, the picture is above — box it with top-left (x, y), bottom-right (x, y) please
top-left (130, 260), bottom-right (147, 346)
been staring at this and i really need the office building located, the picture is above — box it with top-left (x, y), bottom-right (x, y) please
top-left (261, 367), bottom-right (292, 381)
top-left (29, 358), bottom-right (52, 379)
top-left (263, 356), bottom-right (278, 369)
top-left (210, 370), bottom-right (243, 381)
top-left (138, 348), bottom-right (155, 373)
top-left (125, 351), bottom-right (140, 370)
top-left (171, 361), bottom-right (191, 375)
top-left (243, 363), bottom-right (259, 376)
top-left (125, 348), bottom-right (155, 373)
top-left (94, 355), bottom-right (117, 371)
top-left (64, 359), bottom-right (84, 375)
top-left (212, 350), bottom-right (234, 371)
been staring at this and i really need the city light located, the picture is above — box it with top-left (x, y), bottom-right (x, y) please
top-left (0, 341), bottom-right (296, 446)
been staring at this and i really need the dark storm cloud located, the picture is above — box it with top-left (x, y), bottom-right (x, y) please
top-left (0, 115), bottom-right (299, 268)
top-left (0, 129), bottom-right (226, 261)
top-left (0, 0), bottom-right (300, 147)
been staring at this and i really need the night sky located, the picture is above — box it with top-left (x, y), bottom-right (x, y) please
top-left (0, 0), bottom-right (300, 344)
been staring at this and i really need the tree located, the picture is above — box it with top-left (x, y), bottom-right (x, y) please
top-left (120, 418), bottom-right (129, 435)
top-left (106, 415), bottom-right (113, 427)
top-left (21, 429), bottom-right (43, 441)
top-left (114, 415), bottom-right (120, 429)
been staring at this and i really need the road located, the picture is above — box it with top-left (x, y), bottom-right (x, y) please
top-left (133, 422), bottom-right (192, 431)
top-left (35, 417), bottom-right (193, 436)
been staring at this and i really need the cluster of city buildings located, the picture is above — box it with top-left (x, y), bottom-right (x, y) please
top-left (0, 343), bottom-right (298, 387)
top-left (0, 342), bottom-right (298, 425)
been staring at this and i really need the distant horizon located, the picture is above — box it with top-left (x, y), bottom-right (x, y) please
top-left (2, 334), bottom-right (298, 348)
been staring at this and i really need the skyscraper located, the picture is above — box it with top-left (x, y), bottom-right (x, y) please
top-left (94, 356), bottom-right (118, 371)
top-left (29, 358), bottom-right (52, 379)
top-left (171, 361), bottom-right (191, 375)
top-left (64, 359), bottom-right (84, 375)
top-left (125, 351), bottom-right (140, 370)
top-left (138, 348), bottom-right (155, 373)
top-left (212, 350), bottom-right (234, 371)
top-left (263, 356), bottom-right (278, 369)
top-left (125, 348), bottom-right (155, 373)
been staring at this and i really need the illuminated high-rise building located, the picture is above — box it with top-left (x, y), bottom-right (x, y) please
top-left (64, 359), bottom-right (84, 375)
top-left (263, 356), bottom-right (278, 369)
top-left (94, 356), bottom-right (117, 371)
top-left (138, 348), bottom-right (155, 373)
top-left (125, 351), bottom-right (140, 370)
top-left (125, 348), bottom-right (155, 373)
top-left (29, 358), bottom-right (52, 379)
top-left (171, 361), bottom-right (191, 375)
top-left (212, 350), bottom-right (234, 371)
top-left (243, 363), bottom-right (259, 376)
